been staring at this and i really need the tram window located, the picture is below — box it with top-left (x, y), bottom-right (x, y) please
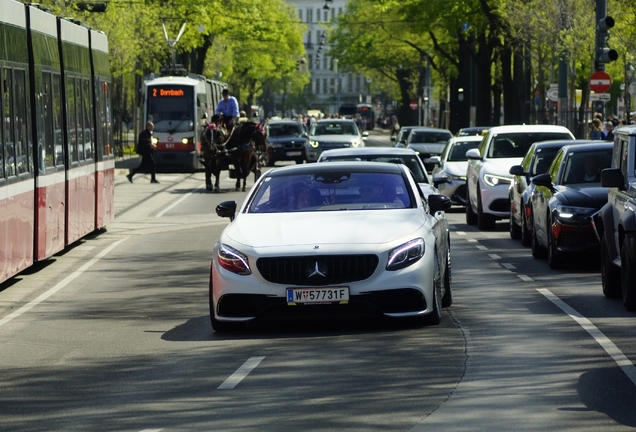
top-left (42, 72), bottom-right (55, 169)
top-left (3, 67), bottom-right (16, 177)
top-left (67, 77), bottom-right (78, 162)
top-left (0, 67), bottom-right (4, 178)
top-left (82, 78), bottom-right (92, 160)
top-left (52, 74), bottom-right (63, 166)
top-left (14, 69), bottom-right (29, 174)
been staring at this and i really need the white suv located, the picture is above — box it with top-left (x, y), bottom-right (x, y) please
top-left (465, 125), bottom-right (574, 230)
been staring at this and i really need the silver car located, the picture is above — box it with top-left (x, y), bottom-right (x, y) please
top-left (430, 135), bottom-right (483, 206)
top-left (405, 127), bottom-right (453, 172)
top-left (306, 119), bottom-right (368, 162)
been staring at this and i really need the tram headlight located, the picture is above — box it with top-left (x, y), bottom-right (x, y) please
top-left (152, 137), bottom-right (158, 145)
top-left (181, 137), bottom-right (189, 144)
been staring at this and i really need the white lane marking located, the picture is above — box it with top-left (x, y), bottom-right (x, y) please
top-left (488, 254), bottom-right (501, 260)
top-left (218, 356), bottom-right (265, 390)
top-left (476, 245), bottom-right (488, 251)
top-left (501, 263), bottom-right (516, 270)
top-left (139, 430), bottom-right (163, 432)
top-left (0, 237), bottom-right (130, 328)
top-left (538, 288), bottom-right (636, 386)
top-left (518, 275), bottom-right (534, 282)
top-left (155, 186), bottom-right (203, 218)
top-left (467, 239), bottom-right (477, 243)
top-left (455, 231), bottom-right (466, 235)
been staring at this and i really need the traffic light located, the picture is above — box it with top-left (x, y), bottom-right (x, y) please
top-left (595, 15), bottom-right (618, 71)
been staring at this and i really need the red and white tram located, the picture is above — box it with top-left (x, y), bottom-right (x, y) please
top-left (0, 0), bottom-right (114, 284)
top-left (143, 68), bottom-right (226, 171)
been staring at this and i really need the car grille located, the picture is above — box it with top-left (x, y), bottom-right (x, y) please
top-left (256, 254), bottom-right (378, 286)
top-left (320, 141), bottom-right (350, 149)
top-left (281, 141), bottom-right (305, 150)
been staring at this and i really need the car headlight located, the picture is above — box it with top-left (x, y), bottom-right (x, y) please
top-left (217, 244), bottom-right (251, 275)
top-left (387, 238), bottom-right (425, 271)
top-left (351, 140), bottom-right (362, 147)
top-left (556, 204), bottom-right (596, 219)
top-left (309, 140), bottom-right (320, 148)
top-left (483, 173), bottom-right (512, 187)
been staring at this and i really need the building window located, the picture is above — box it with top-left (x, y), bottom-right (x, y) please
top-left (331, 8), bottom-right (335, 19)
top-left (307, 8), bottom-right (313, 22)
top-left (316, 79), bottom-right (320, 94)
top-left (308, 54), bottom-right (313, 70)
top-left (330, 78), bottom-right (335, 94)
top-left (323, 78), bottom-right (328, 95)
top-left (316, 9), bottom-right (320, 21)
top-left (307, 32), bottom-right (312, 46)
top-left (324, 11), bottom-right (328, 21)
top-left (298, 9), bottom-right (302, 21)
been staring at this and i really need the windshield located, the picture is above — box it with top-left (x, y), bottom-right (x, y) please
top-left (312, 122), bottom-right (359, 136)
top-left (529, 148), bottom-right (560, 176)
top-left (320, 155), bottom-right (428, 183)
top-left (146, 85), bottom-right (194, 133)
top-left (448, 140), bottom-right (481, 161)
top-left (488, 133), bottom-right (572, 159)
top-left (561, 149), bottom-right (612, 185)
top-left (409, 131), bottom-right (452, 144)
top-left (268, 124), bottom-right (305, 137)
top-left (249, 172), bottom-right (412, 213)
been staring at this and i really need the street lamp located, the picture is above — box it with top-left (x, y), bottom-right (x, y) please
top-left (626, 63), bottom-right (635, 119)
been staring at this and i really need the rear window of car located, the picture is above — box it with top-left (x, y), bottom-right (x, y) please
top-left (267, 123), bottom-right (305, 137)
top-left (488, 133), bottom-right (572, 158)
top-left (409, 131), bottom-right (452, 144)
top-left (448, 140), bottom-right (481, 161)
top-left (320, 155), bottom-right (429, 184)
top-left (312, 122), bottom-right (358, 136)
top-left (249, 172), bottom-right (412, 213)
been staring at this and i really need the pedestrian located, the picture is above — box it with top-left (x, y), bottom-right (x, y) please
top-left (590, 118), bottom-right (603, 140)
top-left (602, 120), bottom-right (614, 141)
top-left (215, 88), bottom-right (240, 130)
top-left (127, 121), bottom-right (159, 183)
top-left (390, 115), bottom-right (400, 138)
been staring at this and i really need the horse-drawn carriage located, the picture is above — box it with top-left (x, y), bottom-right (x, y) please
top-left (199, 115), bottom-right (266, 192)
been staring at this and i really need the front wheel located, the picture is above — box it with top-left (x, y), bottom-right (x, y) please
top-left (441, 244), bottom-right (453, 308)
top-left (465, 186), bottom-right (477, 225)
top-left (531, 223), bottom-right (546, 259)
top-left (620, 243), bottom-right (636, 310)
top-left (477, 187), bottom-right (496, 231)
top-left (547, 217), bottom-right (563, 269)
top-left (520, 205), bottom-right (531, 247)
top-left (601, 235), bottom-right (621, 298)
top-left (509, 199), bottom-right (521, 239)
top-left (423, 251), bottom-right (443, 326)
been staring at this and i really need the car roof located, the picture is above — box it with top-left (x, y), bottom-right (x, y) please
top-left (319, 147), bottom-right (420, 158)
top-left (559, 142), bottom-right (614, 153)
top-left (487, 124), bottom-right (573, 134)
top-left (266, 161), bottom-right (403, 177)
top-left (316, 119), bottom-right (355, 123)
top-left (449, 135), bottom-right (483, 143)
top-left (530, 139), bottom-right (596, 150)
top-left (409, 127), bottom-right (452, 133)
top-left (268, 120), bottom-right (302, 125)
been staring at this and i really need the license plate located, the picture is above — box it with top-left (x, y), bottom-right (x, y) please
top-left (287, 287), bottom-right (349, 305)
top-left (286, 151), bottom-right (302, 156)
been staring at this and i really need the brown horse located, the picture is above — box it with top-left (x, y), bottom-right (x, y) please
top-left (200, 118), bottom-right (265, 192)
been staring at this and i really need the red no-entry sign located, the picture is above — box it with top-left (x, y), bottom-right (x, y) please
top-left (409, 100), bottom-right (418, 110)
top-left (590, 71), bottom-right (612, 93)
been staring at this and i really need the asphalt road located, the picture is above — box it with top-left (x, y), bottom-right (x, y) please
top-left (1, 137), bottom-right (636, 431)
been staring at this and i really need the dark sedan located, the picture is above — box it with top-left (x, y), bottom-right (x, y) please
top-left (508, 139), bottom-right (597, 246)
top-left (265, 120), bottom-right (308, 166)
top-left (529, 142), bottom-right (613, 268)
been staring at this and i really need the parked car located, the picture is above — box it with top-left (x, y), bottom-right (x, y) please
top-left (529, 142), bottom-right (613, 268)
top-left (317, 147), bottom-right (441, 198)
top-left (210, 162), bottom-right (452, 331)
top-left (465, 124), bottom-right (575, 231)
top-left (594, 125), bottom-right (636, 309)
top-left (429, 135), bottom-right (483, 206)
top-left (265, 120), bottom-right (308, 166)
top-left (509, 140), bottom-right (596, 245)
top-left (457, 126), bottom-right (491, 136)
top-left (392, 126), bottom-right (417, 148)
top-left (306, 119), bottom-right (368, 162)
top-left (405, 127), bottom-right (453, 172)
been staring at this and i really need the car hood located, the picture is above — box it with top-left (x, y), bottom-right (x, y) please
top-left (442, 161), bottom-right (468, 177)
top-left (224, 210), bottom-right (428, 249)
top-left (482, 157), bottom-right (523, 176)
top-left (408, 143), bottom-right (446, 154)
top-left (311, 135), bottom-right (361, 142)
top-left (558, 185), bottom-right (608, 208)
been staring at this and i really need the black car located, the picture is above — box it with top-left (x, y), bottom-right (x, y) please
top-left (265, 120), bottom-right (308, 166)
top-left (508, 139), bottom-right (596, 246)
top-left (529, 142), bottom-right (613, 268)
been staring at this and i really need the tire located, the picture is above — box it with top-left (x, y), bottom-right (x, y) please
top-left (466, 186), bottom-right (477, 225)
top-left (620, 242), bottom-right (636, 311)
top-left (531, 222), bottom-right (546, 259)
top-left (441, 244), bottom-right (453, 308)
top-left (510, 199), bottom-right (521, 239)
top-left (477, 187), bottom-right (496, 231)
top-left (547, 217), bottom-right (563, 269)
top-left (601, 234), bottom-right (621, 298)
top-left (520, 205), bottom-right (531, 247)
top-left (423, 251), bottom-right (443, 326)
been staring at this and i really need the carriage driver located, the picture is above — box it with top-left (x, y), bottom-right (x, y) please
top-left (215, 88), bottom-right (240, 130)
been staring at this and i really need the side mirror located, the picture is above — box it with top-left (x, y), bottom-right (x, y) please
top-left (216, 200), bottom-right (237, 221)
top-left (465, 148), bottom-right (481, 160)
top-left (428, 194), bottom-right (452, 213)
top-left (433, 174), bottom-right (449, 187)
top-left (509, 165), bottom-right (525, 176)
top-left (428, 156), bottom-right (441, 166)
top-left (531, 173), bottom-right (553, 188)
top-left (601, 168), bottom-right (625, 189)
top-left (362, 131), bottom-right (369, 137)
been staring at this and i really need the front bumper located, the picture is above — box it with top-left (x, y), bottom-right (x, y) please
top-left (479, 182), bottom-right (512, 218)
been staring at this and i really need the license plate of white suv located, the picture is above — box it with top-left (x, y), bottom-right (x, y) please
top-left (287, 287), bottom-right (349, 305)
